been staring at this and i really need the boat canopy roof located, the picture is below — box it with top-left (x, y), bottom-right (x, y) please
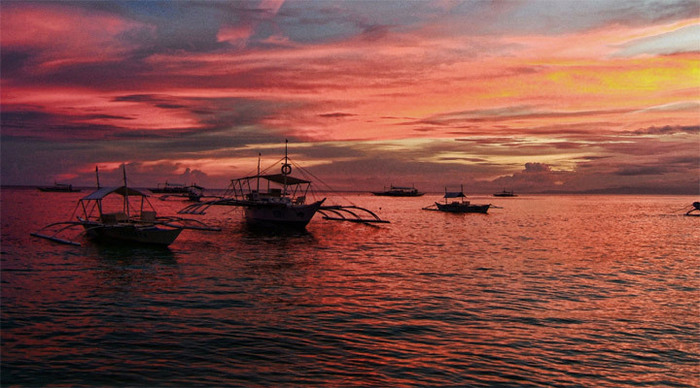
top-left (82, 186), bottom-right (147, 200)
top-left (444, 192), bottom-right (465, 198)
top-left (235, 173), bottom-right (311, 185)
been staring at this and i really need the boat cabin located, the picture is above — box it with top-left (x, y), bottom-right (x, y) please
top-left (227, 173), bottom-right (311, 206)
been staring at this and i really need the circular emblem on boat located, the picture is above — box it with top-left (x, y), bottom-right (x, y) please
top-left (281, 163), bottom-right (292, 175)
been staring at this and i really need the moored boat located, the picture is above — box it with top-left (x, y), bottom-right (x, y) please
top-left (493, 189), bottom-right (517, 197)
top-left (372, 185), bottom-right (424, 197)
top-left (423, 185), bottom-right (490, 214)
top-left (75, 186), bottom-right (184, 245)
top-left (180, 141), bottom-right (389, 228)
top-left (149, 182), bottom-right (191, 194)
top-left (686, 201), bottom-right (700, 217)
top-left (435, 201), bottom-right (490, 213)
top-left (234, 173), bottom-right (325, 229)
top-left (31, 166), bottom-right (219, 246)
top-left (157, 184), bottom-right (205, 202)
top-left (37, 183), bottom-right (80, 192)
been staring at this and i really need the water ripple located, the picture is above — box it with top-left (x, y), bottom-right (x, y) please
top-left (2, 192), bottom-right (699, 386)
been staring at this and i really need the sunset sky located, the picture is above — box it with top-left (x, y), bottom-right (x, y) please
top-left (2, 0), bottom-right (698, 193)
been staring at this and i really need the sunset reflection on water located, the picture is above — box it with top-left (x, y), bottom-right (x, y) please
top-left (2, 189), bottom-right (698, 387)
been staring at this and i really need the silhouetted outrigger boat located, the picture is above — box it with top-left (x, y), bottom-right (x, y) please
top-left (37, 183), bottom-right (80, 192)
top-left (423, 186), bottom-right (490, 214)
top-left (31, 166), bottom-right (220, 246)
top-left (493, 189), bottom-right (517, 197)
top-left (157, 184), bottom-right (206, 202)
top-left (686, 202), bottom-right (700, 217)
top-left (149, 182), bottom-right (191, 194)
top-left (372, 185), bottom-right (424, 197)
top-left (179, 141), bottom-right (389, 229)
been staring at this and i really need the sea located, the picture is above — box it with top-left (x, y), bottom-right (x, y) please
top-left (1, 187), bottom-right (698, 387)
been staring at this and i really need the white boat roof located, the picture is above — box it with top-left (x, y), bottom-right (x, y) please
top-left (82, 186), bottom-right (147, 200)
top-left (233, 173), bottom-right (311, 185)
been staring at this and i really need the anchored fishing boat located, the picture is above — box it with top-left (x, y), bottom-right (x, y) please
top-left (37, 183), bottom-right (80, 192)
top-left (226, 172), bottom-right (325, 229)
top-left (149, 182), bottom-right (191, 194)
top-left (372, 185), bottom-right (424, 197)
top-left (423, 185), bottom-right (490, 214)
top-left (31, 166), bottom-right (220, 246)
top-left (157, 184), bottom-right (205, 202)
top-left (686, 201), bottom-right (700, 217)
top-left (493, 189), bottom-right (517, 197)
top-left (180, 141), bottom-right (389, 229)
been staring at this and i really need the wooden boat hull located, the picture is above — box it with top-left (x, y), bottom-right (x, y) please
top-left (435, 202), bottom-right (490, 214)
top-left (243, 200), bottom-right (325, 229)
top-left (82, 222), bottom-right (182, 246)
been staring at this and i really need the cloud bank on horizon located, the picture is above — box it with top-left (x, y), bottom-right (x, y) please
top-left (1, 0), bottom-right (698, 193)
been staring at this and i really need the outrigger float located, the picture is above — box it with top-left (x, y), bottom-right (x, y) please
top-left (31, 166), bottom-right (220, 247)
top-left (179, 141), bottom-right (389, 228)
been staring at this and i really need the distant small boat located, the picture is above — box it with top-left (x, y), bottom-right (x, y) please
top-left (493, 189), bottom-right (517, 197)
top-left (149, 182), bottom-right (203, 195)
top-left (31, 166), bottom-right (219, 246)
top-left (686, 201), bottom-right (700, 217)
top-left (37, 183), bottom-right (80, 192)
top-left (423, 185), bottom-right (490, 214)
top-left (372, 185), bottom-right (424, 197)
top-left (158, 184), bottom-right (205, 202)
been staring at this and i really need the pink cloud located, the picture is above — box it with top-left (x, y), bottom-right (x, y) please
top-left (217, 25), bottom-right (255, 47)
top-left (1, 1), bottom-right (697, 193)
top-left (1, 3), bottom-right (148, 71)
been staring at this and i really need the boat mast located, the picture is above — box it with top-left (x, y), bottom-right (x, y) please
top-left (122, 164), bottom-right (130, 218)
top-left (283, 139), bottom-right (289, 193)
top-left (256, 153), bottom-right (261, 193)
top-left (95, 166), bottom-right (103, 216)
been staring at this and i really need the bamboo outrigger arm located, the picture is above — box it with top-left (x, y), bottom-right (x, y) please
top-left (180, 201), bottom-right (389, 225)
top-left (318, 205), bottom-right (390, 224)
top-left (30, 221), bottom-right (85, 246)
top-left (156, 216), bottom-right (222, 231)
top-left (177, 198), bottom-right (238, 215)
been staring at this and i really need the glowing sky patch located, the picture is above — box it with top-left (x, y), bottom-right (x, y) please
top-left (1, 0), bottom-right (698, 193)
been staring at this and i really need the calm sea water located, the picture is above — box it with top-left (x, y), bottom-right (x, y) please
top-left (2, 187), bottom-right (698, 387)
